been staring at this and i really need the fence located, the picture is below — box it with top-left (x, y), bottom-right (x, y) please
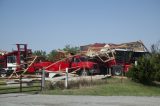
top-left (0, 70), bottom-right (45, 94)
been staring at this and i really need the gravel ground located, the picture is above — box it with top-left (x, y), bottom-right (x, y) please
top-left (0, 93), bottom-right (160, 106)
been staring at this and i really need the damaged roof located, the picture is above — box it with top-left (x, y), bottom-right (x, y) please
top-left (80, 41), bottom-right (148, 57)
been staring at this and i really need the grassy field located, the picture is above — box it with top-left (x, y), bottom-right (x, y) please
top-left (42, 78), bottom-right (160, 96)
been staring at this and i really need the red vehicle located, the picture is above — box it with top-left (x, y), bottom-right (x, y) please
top-left (0, 44), bottom-right (32, 77)
top-left (89, 49), bottom-right (147, 76)
top-left (106, 49), bottom-right (133, 76)
top-left (28, 55), bottom-right (100, 76)
top-left (103, 49), bottom-right (147, 76)
top-left (80, 41), bottom-right (149, 76)
top-left (0, 44), bottom-right (99, 77)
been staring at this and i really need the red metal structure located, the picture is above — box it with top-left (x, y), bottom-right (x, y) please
top-left (28, 55), bottom-right (100, 76)
top-left (0, 44), bottom-right (99, 77)
top-left (0, 44), bottom-right (32, 77)
top-left (81, 41), bottom-right (149, 76)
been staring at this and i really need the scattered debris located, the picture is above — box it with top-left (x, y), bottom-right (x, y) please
top-left (0, 41), bottom-right (148, 79)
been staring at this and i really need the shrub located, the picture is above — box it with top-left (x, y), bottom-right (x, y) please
top-left (127, 53), bottom-right (160, 85)
top-left (151, 54), bottom-right (160, 81)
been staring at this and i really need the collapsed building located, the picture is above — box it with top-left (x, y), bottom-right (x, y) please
top-left (80, 40), bottom-right (148, 56)
top-left (80, 40), bottom-right (149, 75)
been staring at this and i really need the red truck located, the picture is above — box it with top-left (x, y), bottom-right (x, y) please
top-left (109, 49), bottom-right (148, 76)
top-left (80, 41), bottom-right (149, 76)
top-left (0, 44), bottom-right (32, 77)
top-left (28, 55), bottom-right (100, 77)
top-left (0, 44), bottom-right (100, 77)
top-left (89, 49), bottom-right (147, 76)
top-left (103, 49), bottom-right (147, 76)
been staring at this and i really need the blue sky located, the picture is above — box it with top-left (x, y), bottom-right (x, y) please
top-left (0, 0), bottom-right (160, 52)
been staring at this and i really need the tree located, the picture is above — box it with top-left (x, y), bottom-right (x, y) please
top-left (63, 45), bottom-right (80, 55)
top-left (47, 50), bottom-right (59, 62)
top-left (150, 53), bottom-right (160, 81)
top-left (150, 41), bottom-right (160, 81)
top-left (151, 40), bottom-right (160, 54)
top-left (33, 50), bottom-right (47, 60)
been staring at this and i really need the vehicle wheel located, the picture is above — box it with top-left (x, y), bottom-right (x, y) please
top-left (114, 69), bottom-right (121, 76)
top-left (81, 70), bottom-right (88, 76)
top-left (0, 73), bottom-right (7, 77)
top-left (112, 65), bottom-right (123, 76)
top-left (0, 69), bottom-right (7, 77)
top-left (77, 68), bottom-right (89, 76)
top-left (89, 69), bottom-right (95, 75)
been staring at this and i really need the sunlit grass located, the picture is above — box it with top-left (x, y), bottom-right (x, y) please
top-left (42, 78), bottom-right (160, 96)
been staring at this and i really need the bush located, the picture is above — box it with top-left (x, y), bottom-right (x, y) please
top-left (127, 65), bottom-right (139, 82)
top-left (151, 54), bottom-right (160, 81)
top-left (127, 53), bottom-right (160, 85)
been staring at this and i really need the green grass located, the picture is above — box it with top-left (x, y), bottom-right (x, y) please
top-left (42, 78), bottom-right (160, 96)
top-left (0, 79), bottom-right (6, 85)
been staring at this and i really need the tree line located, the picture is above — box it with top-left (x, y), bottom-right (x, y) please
top-left (32, 45), bottom-right (80, 62)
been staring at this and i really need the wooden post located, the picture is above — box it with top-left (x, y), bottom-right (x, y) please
top-left (20, 75), bottom-right (22, 92)
top-left (109, 68), bottom-right (111, 75)
top-left (41, 69), bottom-right (45, 91)
top-left (65, 68), bottom-right (68, 89)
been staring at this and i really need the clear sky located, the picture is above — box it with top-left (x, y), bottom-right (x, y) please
top-left (0, 0), bottom-right (160, 52)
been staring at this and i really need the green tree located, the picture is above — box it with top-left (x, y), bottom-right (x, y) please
top-left (33, 50), bottom-right (47, 60)
top-left (150, 41), bottom-right (160, 81)
top-left (63, 45), bottom-right (80, 55)
top-left (150, 54), bottom-right (160, 81)
top-left (127, 55), bottom-right (155, 84)
top-left (151, 40), bottom-right (160, 54)
top-left (47, 50), bottom-right (59, 62)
